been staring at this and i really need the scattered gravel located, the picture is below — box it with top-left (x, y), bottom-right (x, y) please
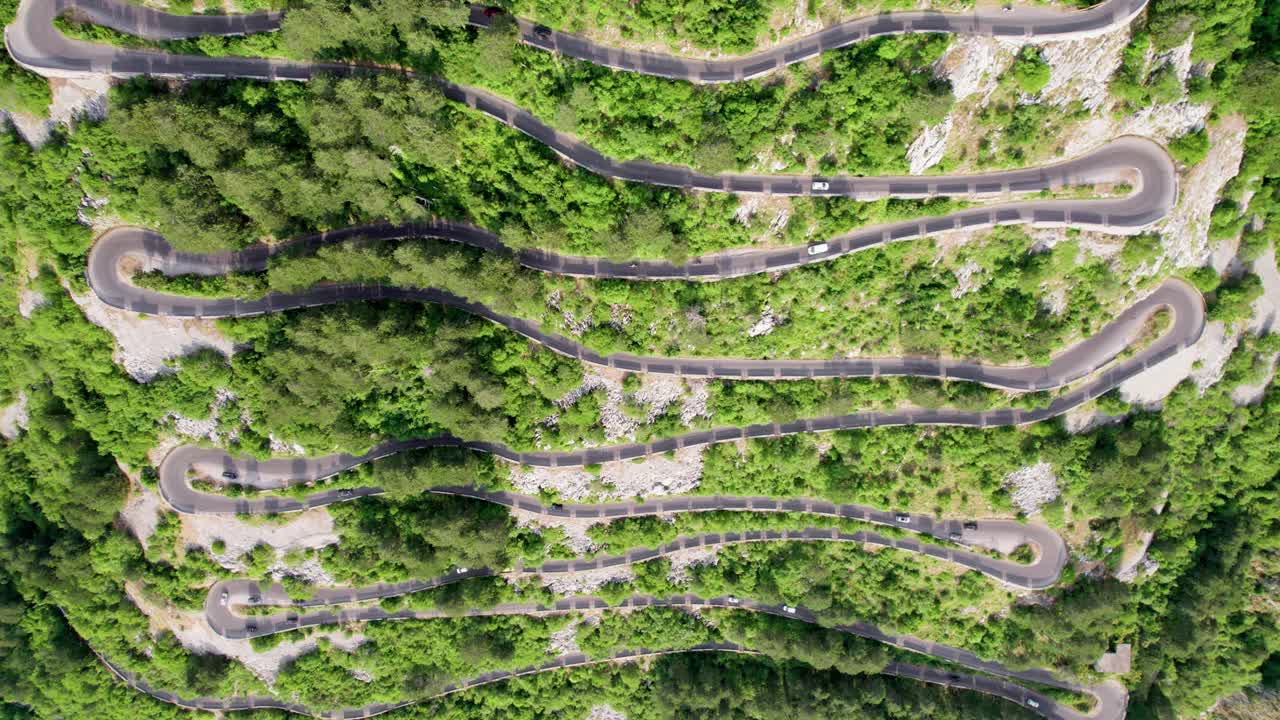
top-left (0, 391), bottom-right (29, 440)
top-left (666, 547), bottom-right (719, 585)
top-left (1040, 286), bottom-right (1068, 316)
top-left (163, 388), bottom-right (236, 443)
top-left (270, 555), bottom-right (335, 587)
top-left (69, 286), bottom-right (236, 383)
top-left (556, 372), bottom-right (637, 441)
top-left (1063, 407), bottom-right (1127, 434)
top-left (600, 447), bottom-right (704, 499)
top-left (631, 377), bottom-right (684, 422)
top-left (1002, 462), bottom-right (1060, 515)
top-left (512, 509), bottom-right (600, 556)
top-left (268, 435), bottom-right (307, 456)
top-left (510, 465), bottom-right (596, 502)
top-left (906, 115), bottom-right (953, 175)
top-left (547, 617), bottom-right (586, 657)
top-left (735, 196), bottom-right (762, 225)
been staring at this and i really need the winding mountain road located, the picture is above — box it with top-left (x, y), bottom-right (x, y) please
top-left (161, 443), bottom-right (1068, 588)
top-left (96, 641), bottom-right (1125, 720)
top-left (466, 0), bottom-right (1149, 83)
top-left (196, 591), bottom-right (1125, 720)
top-left (94, 223), bottom-right (1203, 465)
top-left (8, 0), bottom-right (1149, 85)
top-left (5, 2), bottom-right (1157, 719)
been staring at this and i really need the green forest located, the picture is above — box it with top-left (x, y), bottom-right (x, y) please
top-left (3, 0), bottom-right (1280, 718)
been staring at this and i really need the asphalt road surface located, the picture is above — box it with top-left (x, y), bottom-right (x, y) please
top-left (194, 591), bottom-right (1125, 720)
top-left (161, 443), bottom-right (1068, 587)
top-left (6, 2), bottom-right (1149, 718)
top-left (465, 0), bottom-right (1150, 83)
top-left (95, 640), bottom-right (1126, 720)
top-left (6, 0), bottom-right (1148, 84)
top-left (94, 222), bottom-right (1204, 463)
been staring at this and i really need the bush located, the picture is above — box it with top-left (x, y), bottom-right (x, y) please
top-left (1169, 128), bottom-right (1211, 166)
top-left (1010, 47), bottom-right (1051, 95)
top-left (1185, 266), bottom-right (1223, 294)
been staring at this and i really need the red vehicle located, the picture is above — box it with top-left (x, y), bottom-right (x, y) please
top-left (483, 6), bottom-right (505, 17)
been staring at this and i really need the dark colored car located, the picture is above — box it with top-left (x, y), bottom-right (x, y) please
top-left (534, 24), bottom-right (553, 38)
top-left (963, 521), bottom-right (979, 530)
top-left (338, 488), bottom-right (354, 497)
top-left (221, 470), bottom-right (238, 480)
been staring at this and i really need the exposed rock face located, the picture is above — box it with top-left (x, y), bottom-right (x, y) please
top-left (1039, 24), bottom-right (1132, 110)
top-left (950, 259), bottom-right (985, 299)
top-left (936, 36), bottom-right (1021, 103)
top-left (585, 706), bottom-right (627, 720)
top-left (541, 565), bottom-right (633, 596)
top-left (0, 392), bottom-right (29, 440)
top-left (667, 546), bottom-right (719, 585)
top-left (1158, 116), bottom-right (1248, 269)
top-left (907, 115), bottom-right (953, 174)
top-left (1120, 321), bottom-right (1238, 408)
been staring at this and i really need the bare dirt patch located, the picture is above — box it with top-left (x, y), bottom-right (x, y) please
top-left (119, 482), bottom-right (166, 547)
top-left (68, 286), bottom-right (237, 382)
top-left (182, 509), bottom-right (339, 563)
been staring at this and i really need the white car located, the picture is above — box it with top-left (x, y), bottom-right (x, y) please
top-left (807, 243), bottom-right (829, 256)
top-left (455, 567), bottom-right (469, 574)
top-left (727, 596), bottom-right (741, 605)
top-left (782, 605), bottom-right (797, 615)
top-left (1026, 699), bottom-right (1040, 709)
top-left (1002, 4), bottom-right (1014, 11)
top-left (811, 180), bottom-right (830, 191)
top-left (220, 590), bottom-right (229, 606)
top-left (896, 513), bottom-right (911, 523)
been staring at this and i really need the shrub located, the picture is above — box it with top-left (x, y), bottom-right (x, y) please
top-left (1169, 128), bottom-right (1211, 166)
top-left (1010, 47), bottom-right (1051, 95)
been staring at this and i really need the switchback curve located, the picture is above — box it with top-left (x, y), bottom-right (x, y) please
top-left (94, 641), bottom-right (1125, 720)
top-left (90, 226), bottom-right (1201, 393)
top-left (160, 443), bottom-right (1066, 587)
top-left (465, 0), bottom-right (1150, 83)
top-left (8, 0), bottom-right (1177, 230)
top-left (194, 592), bottom-right (1125, 720)
top-left (7, 0), bottom-right (1148, 85)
